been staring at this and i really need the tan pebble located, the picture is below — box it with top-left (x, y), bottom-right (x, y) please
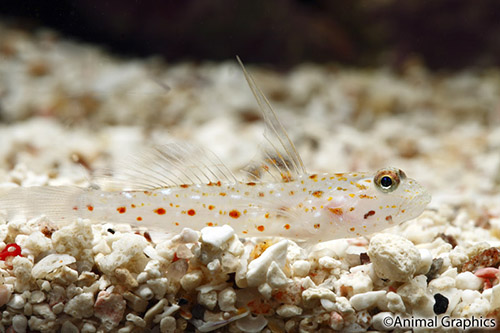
top-left (29, 290), bottom-right (45, 304)
top-left (0, 284), bottom-right (12, 307)
top-left (32, 303), bottom-right (56, 320)
top-left (197, 290), bottom-right (217, 310)
top-left (28, 315), bottom-right (56, 332)
top-left (61, 320), bottom-right (79, 333)
top-left (386, 291), bottom-right (406, 313)
top-left (23, 302), bottom-right (32, 316)
top-left (349, 290), bottom-right (386, 311)
top-left (455, 272), bottom-right (483, 290)
top-left (218, 287), bottom-right (236, 312)
top-left (200, 225), bottom-right (235, 248)
top-left (147, 278), bottom-right (168, 298)
top-left (7, 294), bottom-right (25, 309)
top-left (180, 270), bottom-right (203, 291)
top-left (267, 261), bottom-right (289, 288)
top-left (285, 319), bottom-right (297, 332)
top-left (12, 314), bottom-right (27, 333)
top-left (81, 322), bottom-right (97, 333)
top-left (160, 316), bottom-right (176, 333)
top-left (258, 283), bottom-right (272, 300)
top-left (136, 272), bottom-right (148, 284)
top-left (64, 292), bottom-right (94, 319)
top-left (335, 296), bottom-right (354, 315)
top-left (179, 228), bottom-right (200, 243)
top-left (123, 291), bottom-right (148, 312)
top-left (52, 302), bottom-right (64, 315)
top-left (136, 285), bottom-right (154, 300)
top-left (94, 291), bottom-right (126, 330)
top-left (368, 233), bottom-right (421, 282)
top-left (115, 268), bottom-right (138, 288)
top-left (356, 310), bottom-right (372, 329)
top-left (247, 240), bottom-right (288, 287)
top-left (291, 260), bottom-right (310, 277)
top-left (40, 281), bottom-right (51, 292)
top-left (52, 220), bottom-right (94, 259)
top-left (144, 298), bottom-right (168, 324)
top-left (276, 304), bottom-right (302, 317)
top-left (12, 256), bottom-right (33, 292)
top-left (23, 231), bottom-right (51, 257)
top-left (31, 254), bottom-right (76, 279)
top-left (126, 313), bottom-right (146, 328)
top-left (302, 288), bottom-right (336, 308)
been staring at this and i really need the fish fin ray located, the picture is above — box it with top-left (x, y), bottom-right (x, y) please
top-left (236, 56), bottom-right (306, 183)
top-left (95, 142), bottom-right (238, 190)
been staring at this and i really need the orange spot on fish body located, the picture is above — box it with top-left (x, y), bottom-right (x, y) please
top-left (180, 184), bottom-right (189, 188)
top-left (73, 206), bottom-right (78, 211)
top-left (356, 183), bottom-right (368, 190)
top-left (281, 172), bottom-right (293, 182)
top-left (265, 213), bottom-right (270, 218)
top-left (208, 205), bottom-right (215, 210)
top-left (309, 174), bottom-right (318, 180)
top-left (364, 210), bottom-right (375, 219)
top-left (229, 210), bottom-right (241, 218)
top-left (154, 208), bottom-right (166, 215)
top-left (131, 204), bottom-right (136, 208)
top-left (136, 217), bottom-right (142, 221)
top-left (350, 227), bottom-right (355, 232)
top-left (187, 209), bottom-right (196, 216)
top-left (207, 222), bottom-right (214, 226)
top-left (117, 207), bottom-right (126, 214)
top-left (257, 225), bottom-right (265, 232)
top-left (312, 190), bottom-right (323, 198)
top-left (259, 192), bottom-right (265, 197)
top-left (87, 205), bottom-right (94, 211)
top-left (175, 222), bottom-right (179, 226)
top-left (314, 223), bottom-right (320, 229)
top-left (284, 224), bottom-right (290, 230)
top-left (359, 194), bottom-right (374, 199)
top-left (328, 208), bottom-right (343, 215)
top-left (219, 192), bottom-right (226, 196)
top-left (246, 182), bottom-right (256, 186)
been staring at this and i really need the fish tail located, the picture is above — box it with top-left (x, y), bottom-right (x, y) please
top-left (0, 186), bottom-right (84, 224)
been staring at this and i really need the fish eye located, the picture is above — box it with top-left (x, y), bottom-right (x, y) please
top-left (380, 176), bottom-right (393, 188)
top-left (374, 168), bottom-right (401, 193)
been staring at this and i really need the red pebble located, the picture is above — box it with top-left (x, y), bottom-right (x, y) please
top-left (0, 244), bottom-right (22, 260)
top-left (474, 267), bottom-right (500, 279)
top-left (474, 267), bottom-right (500, 289)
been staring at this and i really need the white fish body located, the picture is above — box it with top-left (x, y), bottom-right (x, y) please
top-left (0, 58), bottom-right (431, 242)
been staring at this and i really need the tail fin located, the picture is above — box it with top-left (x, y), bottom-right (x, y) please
top-left (0, 186), bottom-right (84, 224)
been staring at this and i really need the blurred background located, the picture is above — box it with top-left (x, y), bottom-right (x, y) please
top-left (1, 0), bottom-right (500, 70)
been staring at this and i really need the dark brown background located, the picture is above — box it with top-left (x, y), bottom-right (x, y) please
top-left (1, 0), bottom-right (499, 70)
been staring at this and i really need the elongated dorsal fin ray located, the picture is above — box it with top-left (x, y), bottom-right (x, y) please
top-left (95, 142), bottom-right (238, 191)
top-left (236, 56), bottom-right (307, 182)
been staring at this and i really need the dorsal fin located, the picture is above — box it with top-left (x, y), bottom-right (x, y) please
top-left (236, 56), bottom-right (307, 182)
top-left (95, 142), bottom-right (238, 191)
